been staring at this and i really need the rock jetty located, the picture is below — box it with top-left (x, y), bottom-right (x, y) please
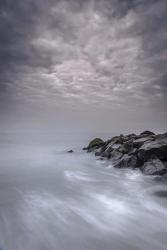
top-left (83, 131), bottom-right (167, 175)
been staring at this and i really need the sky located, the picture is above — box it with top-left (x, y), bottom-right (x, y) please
top-left (0, 0), bottom-right (167, 133)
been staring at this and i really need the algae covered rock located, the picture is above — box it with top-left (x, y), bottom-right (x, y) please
top-left (88, 138), bottom-right (104, 148)
top-left (83, 138), bottom-right (104, 152)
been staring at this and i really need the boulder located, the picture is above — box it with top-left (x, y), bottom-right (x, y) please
top-left (140, 130), bottom-right (155, 136)
top-left (88, 138), bottom-right (104, 148)
top-left (138, 136), bottom-right (167, 161)
top-left (83, 131), bottom-right (167, 176)
top-left (113, 154), bottom-right (138, 169)
top-left (110, 150), bottom-right (123, 160)
top-left (118, 140), bottom-right (133, 154)
top-left (83, 138), bottom-right (104, 152)
top-left (140, 155), bottom-right (167, 175)
top-left (133, 137), bottom-right (154, 148)
top-left (127, 133), bottom-right (137, 138)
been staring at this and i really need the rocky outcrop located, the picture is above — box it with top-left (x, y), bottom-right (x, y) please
top-left (84, 131), bottom-right (167, 176)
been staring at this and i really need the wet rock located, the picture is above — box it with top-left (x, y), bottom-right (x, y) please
top-left (110, 150), bottom-right (123, 160)
top-left (95, 150), bottom-right (102, 157)
top-left (118, 141), bottom-right (133, 154)
top-left (140, 155), bottom-right (167, 175)
top-left (133, 137), bottom-right (154, 148)
top-left (84, 138), bottom-right (104, 152)
top-left (113, 155), bottom-right (138, 169)
top-left (140, 131), bottom-right (155, 136)
top-left (127, 133), bottom-right (137, 138)
top-left (138, 136), bottom-right (167, 161)
top-left (88, 138), bottom-right (104, 147)
top-left (96, 157), bottom-right (105, 161)
top-left (67, 150), bottom-right (73, 153)
top-left (101, 151), bottom-right (111, 159)
top-left (129, 147), bottom-right (138, 155)
top-left (83, 131), bottom-right (167, 176)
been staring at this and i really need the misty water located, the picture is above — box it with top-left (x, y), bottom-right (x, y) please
top-left (0, 132), bottom-right (167, 250)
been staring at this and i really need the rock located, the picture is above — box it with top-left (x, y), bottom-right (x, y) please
top-left (129, 147), bottom-right (138, 155)
top-left (138, 136), bottom-right (167, 161)
top-left (113, 154), bottom-right (138, 169)
top-left (96, 140), bottom-right (112, 154)
top-left (88, 138), bottom-right (104, 148)
top-left (101, 151), bottom-right (111, 159)
top-left (84, 138), bottom-right (104, 152)
top-left (115, 134), bottom-right (126, 144)
top-left (95, 139), bottom-right (115, 157)
top-left (110, 150), bottom-right (123, 160)
top-left (133, 137), bottom-right (154, 148)
top-left (118, 140), bottom-right (133, 154)
top-left (140, 155), bottom-right (167, 175)
top-left (96, 157), bottom-right (105, 161)
top-left (140, 130), bottom-right (155, 136)
top-left (67, 150), bottom-right (73, 153)
top-left (127, 133), bottom-right (137, 138)
top-left (83, 131), bottom-right (167, 176)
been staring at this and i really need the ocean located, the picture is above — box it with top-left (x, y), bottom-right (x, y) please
top-left (0, 131), bottom-right (167, 250)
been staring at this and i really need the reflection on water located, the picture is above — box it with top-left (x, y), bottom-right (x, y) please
top-left (0, 133), bottom-right (167, 250)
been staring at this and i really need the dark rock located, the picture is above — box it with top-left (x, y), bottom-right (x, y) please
top-left (138, 136), bottom-right (167, 161)
top-left (140, 130), bottom-right (155, 136)
top-left (129, 147), bottom-right (138, 155)
top-left (113, 154), bottom-right (138, 169)
top-left (67, 150), bottom-right (73, 153)
top-left (133, 137), bottom-right (154, 148)
top-left (118, 141), bottom-right (133, 154)
top-left (96, 157), bottom-right (105, 161)
top-left (96, 139), bottom-right (112, 154)
top-left (95, 151), bottom-right (101, 157)
top-left (101, 151), bottom-right (111, 159)
top-left (84, 131), bottom-right (167, 176)
top-left (140, 155), bottom-right (167, 175)
top-left (84, 138), bottom-right (104, 152)
top-left (88, 138), bottom-right (104, 148)
top-left (110, 150), bottom-right (123, 160)
top-left (127, 133), bottom-right (137, 138)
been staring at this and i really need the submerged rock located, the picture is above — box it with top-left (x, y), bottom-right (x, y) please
top-left (114, 154), bottom-right (138, 169)
top-left (140, 155), bottom-right (167, 175)
top-left (67, 150), bottom-right (73, 153)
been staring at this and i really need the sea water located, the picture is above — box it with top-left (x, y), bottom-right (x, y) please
top-left (0, 131), bottom-right (167, 250)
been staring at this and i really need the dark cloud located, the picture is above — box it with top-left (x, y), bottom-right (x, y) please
top-left (0, 0), bottom-right (166, 128)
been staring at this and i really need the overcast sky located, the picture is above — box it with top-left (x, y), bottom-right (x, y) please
top-left (0, 0), bottom-right (167, 133)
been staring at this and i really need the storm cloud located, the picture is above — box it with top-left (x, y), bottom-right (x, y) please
top-left (0, 0), bottom-right (167, 131)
